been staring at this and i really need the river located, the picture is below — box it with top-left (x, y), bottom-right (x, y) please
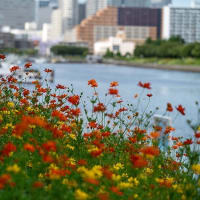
top-left (36, 63), bottom-right (200, 138)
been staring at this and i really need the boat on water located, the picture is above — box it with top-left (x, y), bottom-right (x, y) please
top-left (86, 55), bottom-right (102, 63)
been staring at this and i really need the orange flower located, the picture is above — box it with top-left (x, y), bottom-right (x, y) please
top-left (176, 105), bottom-right (185, 115)
top-left (138, 81), bottom-right (151, 89)
top-left (42, 154), bottom-right (54, 163)
top-left (24, 62), bottom-right (32, 68)
top-left (164, 126), bottom-right (175, 134)
top-left (24, 143), bottom-right (35, 153)
top-left (110, 186), bottom-right (123, 196)
top-left (10, 66), bottom-right (20, 72)
top-left (108, 88), bottom-right (118, 96)
top-left (167, 103), bottom-right (173, 112)
top-left (110, 81), bottom-right (118, 87)
top-left (91, 149), bottom-right (103, 157)
top-left (44, 68), bottom-right (52, 73)
top-left (68, 95), bottom-right (80, 105)
top-left (85, 178), bottom-right (99, 185)
top-left (88, 79), bottom-right (98, 87)
top-left (150, 131), bottom-right (160, 139)
top-left (140, 146), bottom-right (160, 156)
top-left (56, 84), bottom-right (66, 89)
top-left (93, 103), bottom-right (106, 112)
top-left (52, 110), bottom-right (67, 121)
top-left (70, 108), bottom-right (81, 116)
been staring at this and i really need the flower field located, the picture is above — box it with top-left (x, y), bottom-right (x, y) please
top-left (0, 54), bottom-right (200, 200)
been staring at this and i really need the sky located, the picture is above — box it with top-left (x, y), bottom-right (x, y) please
top-left (79, 0), bottom-right (191, 7)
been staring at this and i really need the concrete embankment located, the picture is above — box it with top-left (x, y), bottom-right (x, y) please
top-left (102, 59), bottom-right (200, 73)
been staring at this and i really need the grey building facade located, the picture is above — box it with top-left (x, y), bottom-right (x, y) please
top-left (0, 0), bottom-right (35, 29)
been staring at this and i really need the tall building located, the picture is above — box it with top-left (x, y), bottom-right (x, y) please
top-left (0, 0), bottom-right (35, 29)
top-left (78, 3), bottom-right (86, 24)
top-left (191, 0), bottom-right (200, 8)
top-left (162, 6), bottom-right (200, 43)
top-left (86, 0), bottom-right (172, 17)
top-left (86, 0), bottom-right (151, 17)
top-left (150, 0), bottom-right (172, 8)
top-left (35, 0), bottom-right (58, 30)
top-left (66, 7), bottom-right (161, 52)
top-left (59, 0), bottom-right (79, 31)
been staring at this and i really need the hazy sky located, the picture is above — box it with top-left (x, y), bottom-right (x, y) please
top-left (79, 0), bottom-right (191, 7)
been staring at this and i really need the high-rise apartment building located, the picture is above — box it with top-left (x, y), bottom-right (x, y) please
top-left (35, 0), bottom-right (58, 30)
top-left (0, 0), bottom-right (35, 29)
top-left (162, 6), bottom-right (200, 43)
top-left (86, 0), bottom-right (171, 17)
top-left (59, 0), bottom-right (79, 31)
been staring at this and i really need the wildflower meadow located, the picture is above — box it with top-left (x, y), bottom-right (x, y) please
top-left (0, 54), bottom-right (200, 200)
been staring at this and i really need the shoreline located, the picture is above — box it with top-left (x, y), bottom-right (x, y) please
top-left (102, 59), bottom-right (200, 73)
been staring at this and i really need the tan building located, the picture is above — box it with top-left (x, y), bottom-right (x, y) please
top-left (64, 7), bottom-right (160, 52)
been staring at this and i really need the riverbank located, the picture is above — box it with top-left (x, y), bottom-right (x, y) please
top-left (102, 58), bottom-right (200, 72)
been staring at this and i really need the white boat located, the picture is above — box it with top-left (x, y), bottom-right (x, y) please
top-left (86, 55), bottom-right (102, 63)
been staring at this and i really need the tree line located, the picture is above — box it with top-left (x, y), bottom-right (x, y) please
top-left (134, 36), bottom-right (200, 58)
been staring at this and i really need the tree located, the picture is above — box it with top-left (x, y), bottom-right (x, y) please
top-left (191, 43), bottom-right (200, 58)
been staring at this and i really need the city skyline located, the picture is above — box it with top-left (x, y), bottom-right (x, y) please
top-left (80, 0), bottom-right (191, 7)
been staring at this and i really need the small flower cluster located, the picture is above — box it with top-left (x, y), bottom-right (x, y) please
top-left (0, 54), bottom-right (199, 200)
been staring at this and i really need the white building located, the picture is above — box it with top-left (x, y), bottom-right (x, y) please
top-left (94, 31), bottom-right (135, 56)
top-left (59, 0), bottom-right (79, 31)
top-left (162, 6), bottom-right (200, 43)
top-left (50, 8), bottom-right (63, 41)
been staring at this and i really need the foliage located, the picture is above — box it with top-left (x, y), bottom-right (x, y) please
top-left (0, 48), bottom-right (38, 56)
top-left (50, 45), bottom-right (88, 56)
top-left (0, 54), bottom-right (200, 199)
top-left (134, 37), bottom-right (200, 59)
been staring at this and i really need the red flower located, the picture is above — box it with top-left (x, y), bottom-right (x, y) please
top-left (167, 103), bottom-right (173, 112)
top-left (70, 108), bottom-right (81, 116)
top-left (68, 95), bottom-right (80, 105)
top-left (42, 141), bottom-right (57, 152)
top-left (44, 68), bottom-right (52, 73)
top-left (140, 146), bottom-right (160, 156)
top-left (110, 81), bottom-right (118, 87)
top-left (147, 93), bottom-right (152, 97)
top-left (0, 54), bottom-right (6, 60)
top-left (33, 181), bottom-right (44, 188)
top-left (108, 88), bottom-right (118, 96)
top-left (24, 143), bottom-right (35, 153)
top-left (56, 84), bottom-right (66, 89)
top-left (10, 66), bottom-right (20, 72)
top-left (24, 62), bottom-right (32, 68)
top-left (110, 186), bottom-right (123, 196)
top-left (195, 132), bottom-right (200, 138)
top-left (183, 139), bottom-right (193, 145)
top-left (130, 154), bottom-right (148, 168)
top-left (88, 79), bottom-right (98, 87)
top-left (176, 105), bottom-right (185, 115)
top-left (93, 103), bottom-right (106, 112)
top-left (1, 142), bottom-right (17, 157)
top-left (138, 81), bottom-right (151, 89)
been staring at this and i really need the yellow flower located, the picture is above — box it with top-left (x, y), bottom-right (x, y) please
top-left (75, 189), bottom-right (88, 200)
top-left (118, 182), bottom-right (132, 189)
top-left (113, 163), bottom-right (124, 171)
top-left (112, 174), bottom-right (121, 182)
top-left (145, 168), bottom-right (153, 174)
top-left (7, 102), bottom-right (14, 108)
top-left (6, 164), bottom-right (20, 173)
top-left (77, 165), bottom-right (102, 179)
top-left (69, 133), bottom-right (77, 140)
top-left (192, 164), bottom-right (200, 174)
top-left (66, 144), bottom-right (75, 150)
top-left (0, 115), bottom-right (2, 121)
top-left (133, 194), bottom-right (138, 199)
